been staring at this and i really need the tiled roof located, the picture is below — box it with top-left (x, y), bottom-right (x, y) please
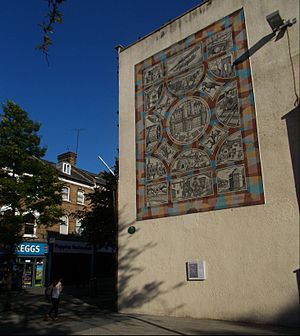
top-left (42, 159), bottom-right (106, 187)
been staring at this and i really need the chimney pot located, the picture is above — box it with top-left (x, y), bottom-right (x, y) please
top-left (57, 152), bottom-right (77, 166)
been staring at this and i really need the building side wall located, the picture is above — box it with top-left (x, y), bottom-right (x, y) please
top-left (118, 0), bottom-right (299, 326)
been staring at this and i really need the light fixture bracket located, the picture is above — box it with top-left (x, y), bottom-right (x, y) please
top-left (266, 10), bottom-right (297, 32)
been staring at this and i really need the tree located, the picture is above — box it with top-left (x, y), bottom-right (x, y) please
top-left (0, 101), bottom-right (64, 300)
top-left (78, 170), bottom-right (117, 251)
top-left (76, 160), bottom-right (118, 294)
top-left (37, 0), bottom-right (66, 65)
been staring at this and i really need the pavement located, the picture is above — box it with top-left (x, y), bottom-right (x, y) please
top-left (0, 286), bottom-right (299, 335)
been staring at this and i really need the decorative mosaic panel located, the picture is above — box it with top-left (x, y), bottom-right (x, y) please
top-left (135, 9), bottom-right (264, 221)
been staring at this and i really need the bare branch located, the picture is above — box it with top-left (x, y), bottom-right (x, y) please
top-left (37, 0), bottom-right (66, 65)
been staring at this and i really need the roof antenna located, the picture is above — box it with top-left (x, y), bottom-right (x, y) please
top-left (73, 128), bottom-right (85, 155)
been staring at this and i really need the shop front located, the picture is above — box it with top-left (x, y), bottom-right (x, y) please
top-left (47, 238), bottom-right (93, 286)
top-left (15, 242), bottom-right (48, 288)
top-left (46, 237), bottom-right (116, 287)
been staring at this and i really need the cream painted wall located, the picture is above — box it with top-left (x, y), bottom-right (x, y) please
top-left (118, 0), bottom-right (299, 326)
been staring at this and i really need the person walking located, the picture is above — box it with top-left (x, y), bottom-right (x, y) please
top-left (46, 278), bottom-right (63, 321)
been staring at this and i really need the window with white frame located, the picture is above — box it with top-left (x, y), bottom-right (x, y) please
top-left (23, 222), bottom-right (37, 238)
top-left (62, 186), bottom-right (70, 201)
top-left (75, 218), bottom-right (83, 235)
top-left (62, 162), bottom-right (71, 175)
top-left (77, 190), bottom-right (85, 204)
top-left (60, 215), bottom-right (69, 235)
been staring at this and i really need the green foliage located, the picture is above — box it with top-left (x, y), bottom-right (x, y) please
top-left (0, 101), bottom-right (63, 249)
top-left (0, 101), bottom-right (46, 163)
top-left (37, 0), bottom-right (66, 64)
top-left (77, 170), bottom-right (118, 249)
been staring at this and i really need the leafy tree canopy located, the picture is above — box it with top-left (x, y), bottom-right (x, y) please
top-left (0, 101), bottom-right (63, 250)
top-left (77, 167), bottom-right (118, 250)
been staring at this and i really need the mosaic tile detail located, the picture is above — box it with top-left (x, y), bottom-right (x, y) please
top-left (135, 9), bottom-right (264, 220)
top-left (167, 97), bottom-right (210, 145)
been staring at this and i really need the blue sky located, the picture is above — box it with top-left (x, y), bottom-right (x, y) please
top-left (0, 0), bottom-right (201, 174)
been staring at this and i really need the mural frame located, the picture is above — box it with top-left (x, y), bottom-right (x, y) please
top-left (135, 8), bottom-right (265, 221)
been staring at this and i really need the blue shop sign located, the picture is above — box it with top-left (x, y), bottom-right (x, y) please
top-left (16, 242), bottom-right (48, 256)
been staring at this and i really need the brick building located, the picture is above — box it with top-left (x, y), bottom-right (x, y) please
top-left (1, 151), bottom-right (109, 289)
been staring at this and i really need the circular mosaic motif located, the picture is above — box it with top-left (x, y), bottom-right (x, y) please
top-left (167, 97), bottom-right (210, 145)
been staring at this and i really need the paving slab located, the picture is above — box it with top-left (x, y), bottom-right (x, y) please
top-left (0, 287), bottom-right (299, 335)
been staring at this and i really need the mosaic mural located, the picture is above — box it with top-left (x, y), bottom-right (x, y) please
top-left (135, 9), bottom-right (265, 220)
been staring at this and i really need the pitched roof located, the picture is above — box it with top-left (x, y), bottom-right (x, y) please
top-left (42, 159), bottom-right (106, 187)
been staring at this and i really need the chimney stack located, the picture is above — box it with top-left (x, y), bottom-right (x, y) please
top-left (57, 152), bottom-right (77, 166)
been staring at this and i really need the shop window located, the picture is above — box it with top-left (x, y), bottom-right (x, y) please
top-left (60, 215), bottom-right (69, 235)
top-left (62, 186), bottom-right (70, 201)
top-left (23, 223), bottom-right (37, 238)
top-left (77, 190), bottom-right (85, 204)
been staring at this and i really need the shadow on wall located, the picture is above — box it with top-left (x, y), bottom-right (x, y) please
top-left (274, 301), bottom-right (300, 327)
top-left (116, 211), bottom-right (299, 327)
top-left (232, 31), bottom-right (276, 67)
top-left (117, 213), bottom-right (185, 313)
top-left (279, 105), bottom-right (300, 326)
top-left (236, 290), bottom-right (299, 327)
top-left (282, 105), bottom-right (300, 212)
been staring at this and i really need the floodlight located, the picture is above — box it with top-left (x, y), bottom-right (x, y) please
top-left (266, 10), bottom-right (297, 32)
top-left (266, 11), bottom-right (284, 32)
